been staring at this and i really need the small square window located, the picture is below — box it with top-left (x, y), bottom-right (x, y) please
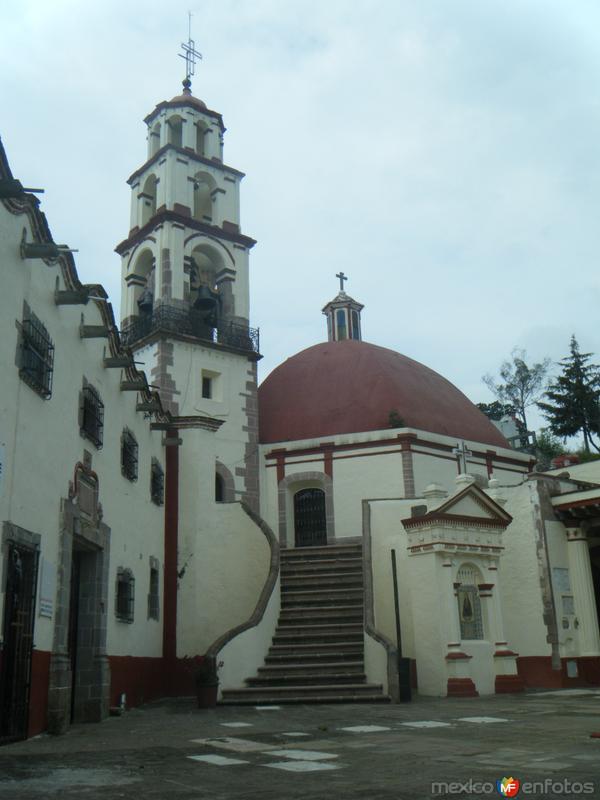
top-left (121, 430), bottom-right (138, 481)
top-left (151, 459), bottom-right (164, 505)
top-left (80, 384), bottom-right (104, 448)
top-left (18, 310), bottom-right (54, 398)
top-left (202, 376), bottom-right (212, 399)
top-left (116, 568), bottom-right (135, 623)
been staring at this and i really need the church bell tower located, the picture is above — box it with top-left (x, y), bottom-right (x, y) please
top-left (115, 38), bottom-right (260, 509)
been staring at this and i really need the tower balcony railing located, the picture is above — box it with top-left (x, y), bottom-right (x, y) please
top-left (120, 305), bottom-right (260, 354)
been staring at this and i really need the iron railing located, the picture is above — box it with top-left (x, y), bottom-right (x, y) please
top-left (120, 305), bottom-right (260, 354)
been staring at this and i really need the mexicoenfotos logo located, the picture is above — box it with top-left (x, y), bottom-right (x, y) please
top-left (497, 777), bottom-right (520, 798)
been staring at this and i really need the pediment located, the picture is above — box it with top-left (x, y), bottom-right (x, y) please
top-left (403, 483), bottom-right (512, 529)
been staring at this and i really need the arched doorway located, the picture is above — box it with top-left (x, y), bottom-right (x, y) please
top-left (294, 488), bottom-right (327, 547)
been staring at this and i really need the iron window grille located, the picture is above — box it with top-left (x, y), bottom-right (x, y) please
top-left (115, 568), bottom-right (135, 623)
top-left (148, 565), bottom-right (160, 620)
top-left (151, 459), bottom-right (164, 506)
top-left (18, 312), bottom-right (54, 399)
top-left (80, 384), bottom-right (104, 448)
top-left (121, 430), bottom-right (138, 481)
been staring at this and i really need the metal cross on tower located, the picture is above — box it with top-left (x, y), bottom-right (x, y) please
top-left (336, 271), bottom-right (348, 292)
top-left (179, 11), bottom-right (202, 83)
top-left (452, 440), bottom-right (473, 475)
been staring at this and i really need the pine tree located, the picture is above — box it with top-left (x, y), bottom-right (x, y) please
top-left (537, 336), bottom-right (600, 453)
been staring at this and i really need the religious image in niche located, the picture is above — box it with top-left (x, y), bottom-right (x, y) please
top-left (459, 590), bottom-right (474, 623)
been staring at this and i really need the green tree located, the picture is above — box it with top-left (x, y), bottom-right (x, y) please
top-left (476, 401), bottom-right (517, 422)
top-left (538, 336), bottom-right (600, 453)
top-left (483, 349), bottom-right (550, 433)
top-left (534, 429), bottom-right (564, 465)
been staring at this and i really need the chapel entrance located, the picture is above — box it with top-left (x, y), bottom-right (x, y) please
top-left (0, 542), bottom-right (39, 745)
top-left (294, 488), bottom-right (327, 547)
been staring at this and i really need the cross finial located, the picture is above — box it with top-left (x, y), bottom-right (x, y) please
top-left (336, 272), bottom-right (348, 292)
top-left (179, 11), bottom-right (202, 90)
top-left (452, 440), bottom-right (473, 475)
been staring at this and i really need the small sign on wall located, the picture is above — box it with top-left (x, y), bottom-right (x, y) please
top-left (39, 559), bottom-right (56, 618)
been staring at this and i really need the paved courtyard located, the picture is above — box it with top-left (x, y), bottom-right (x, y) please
top-left (0, 690), bottom-right (599, 799)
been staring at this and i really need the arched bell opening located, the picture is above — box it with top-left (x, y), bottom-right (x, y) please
top-left (192, 171), bottom-right (217, 224)
top-left (189, 245), bottom-right (223, 336)
top-left (130, 248), bottom-right (156, 319)
top-left (140, 174), bottom-right (158, 228)
top-left (167, 114), bottom-right (183, 148)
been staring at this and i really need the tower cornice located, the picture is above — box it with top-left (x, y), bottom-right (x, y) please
top-left (115, 208), bottom-right (257, 256)
top-left (144, 98), bottom-right (225, 131)
top-left (127, 144), bottom-right (245, 186)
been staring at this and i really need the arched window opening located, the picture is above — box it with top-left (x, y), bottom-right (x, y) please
top-left (149, 123), bottom-right (161, 157)
top-left (456, 564), bottom-right (485, 641)
top-left (131, 249), bottom-right (155, 317)
top-left (140, 174), bottom-right (157, 227)
top-left (215, 473), bottom-right (224, 502)
top-left (189, 246), bottom-right (221, 333)
top-left (336, 309), bottom-right (347, 340)
top-left (351, 309), bottom-right (360, 340)
top-left (193, 178), bottom-right (213, 222)
top-left (294, 488), bottom-right (326, 547)
top-left (167, 115), bottom-right (183, 148)
top-left (195, 122), bottom-right (206, 156)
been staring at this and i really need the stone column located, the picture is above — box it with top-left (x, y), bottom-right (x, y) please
top-left (567, 528), bottom-right (600, 656)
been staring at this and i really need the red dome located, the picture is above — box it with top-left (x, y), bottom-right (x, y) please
top-left (258, 340), bottom-right (509, 448)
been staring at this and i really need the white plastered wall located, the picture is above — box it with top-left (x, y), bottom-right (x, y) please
top-left (0, 204), bottom-right (165, 660)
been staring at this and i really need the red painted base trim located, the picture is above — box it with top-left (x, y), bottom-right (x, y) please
top-left (28, 649), bottom-right (51, 737)
top-left (446, 652), bottom-right (472, 661)
top-left (495, 674), bottom-right (525, 694)
top-left (517, 656), bottom-right (600, 689)
top-left (447, 677), bottom-right (479, 697)
top-left (109, 656), bottom-right (166, 708)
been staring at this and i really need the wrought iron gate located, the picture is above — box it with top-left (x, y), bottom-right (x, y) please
top-left (0, 542), bottom-right (39, 745)
top-left (294, 488), bottom-right (327, 547)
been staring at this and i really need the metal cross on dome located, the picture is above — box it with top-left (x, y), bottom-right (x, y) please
top-left (336, 271), bottom-right (348, 292)
top-left (453, 440), bottom-right (473, 474)
top-left (179, 11), bottom-right (202, 82)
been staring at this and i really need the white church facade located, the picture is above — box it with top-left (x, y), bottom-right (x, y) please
top-left (1, 76), bottom-right (599, 743)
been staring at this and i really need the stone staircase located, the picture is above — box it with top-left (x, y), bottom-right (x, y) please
top-left (220, 543), bottom-right (390, 704)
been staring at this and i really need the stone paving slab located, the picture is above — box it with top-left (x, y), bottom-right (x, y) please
top-left (0, 691), bottom-right (598, 799)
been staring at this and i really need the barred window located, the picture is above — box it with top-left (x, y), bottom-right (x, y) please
top-left (148, 560), bottom-right (160, 620)
top-left (18, 310), bottom-right (54, 398)
top-left (80, 383), bottom-right (104, 448)
top-left (121, 429), bottom-right (138, 481)
top-left (151, 459), bottom-right (164, 506)
top-left (116, 568), bottom-right (135, 623)
top-left (457, 565), bottom-right (485, 641)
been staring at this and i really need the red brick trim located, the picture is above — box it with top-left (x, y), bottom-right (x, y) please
top-left (447, 677), bottom-right (478, 697)
top-left (495, 674), bottom-right (525, 694)
top-left (494, 649), bottom-right (519, 658)
top-left (446, 652), bottom-right (472, 661)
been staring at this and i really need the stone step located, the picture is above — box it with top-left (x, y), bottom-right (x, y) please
top-left (281, 572), bottom-right (364, 589)
top-left (258, 660), bottom-right (364, 675)
top-left (274, 621), bottom-right (363, 636)
top-left (247, 672), bottom-right (367, 687)
top-left (282, 595), bottom-right (363, 608)
top-left (281, 558), bottom-right (363, 573)
top-left (280, 544), bottom-right (362, 559)
top-left (278, 611), bottom-right (363, 626)
top-left (220, 682), bottom-right (386, 701)
top-left (268, 641), bottom-right (364, 657)
top-left (273, 632), bottom-right (363, 646)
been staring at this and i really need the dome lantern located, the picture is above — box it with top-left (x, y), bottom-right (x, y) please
top-left (322, 272), bottom-right (364, 342)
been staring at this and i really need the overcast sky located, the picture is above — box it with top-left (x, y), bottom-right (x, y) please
top-left (2, 0), bottom-right (600, 431)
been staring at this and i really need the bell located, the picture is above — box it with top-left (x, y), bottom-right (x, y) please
top-left (137, 287), bottom-right (153, 314)
top-left (194, 285), bottom-right (218, 312)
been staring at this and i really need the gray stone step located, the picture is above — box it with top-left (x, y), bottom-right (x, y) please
top-left (282, 589), bottom-right (363, 607)
top-left (281, 572), bottom-right (363, 590)
top-left (247, 672), bottom-right (367, 687)
top-left (274, 621), bottom-right (363, 637)
top-left (280, 544), bottom-right (362, 559)
top-left (278, 611), bottom-right (363, 627)
top-left (268, 641), bottom-right (364, 657)
top-left (258, 661), bottom-right (364, 675)
top-left (265, 650), bottom-right (362, 665)
top-left (281, 559), bottom-right (363, 575)
top-left (220, 682), bottom-right (386, 701)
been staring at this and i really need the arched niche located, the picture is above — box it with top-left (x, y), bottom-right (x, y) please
top-left (167, 114), bottom-right (183, 148)
top-left (129, 248), bottom-right (156, 316)
top-left (140, 174), bottom-right (158, 227)
top-left (455, 562), bottom-right (487, 641)
top-left (149, 122), bottom-right (161, 158)
top-left (215, 461), bottom-right (235, 503)
top-left (192, 171), bottom-right (217, 223)
top-left (195, 121), bottom-right (207, 157)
